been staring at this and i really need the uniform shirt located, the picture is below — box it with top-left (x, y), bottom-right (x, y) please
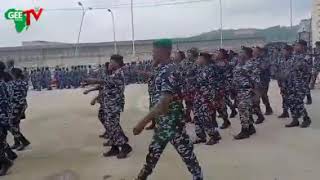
top-left (180, 58), bottom-right (197, 95)
top-left (233, 59), bottom-right (261, 90)
top-left (276, 55), bottom-right (292, 82)
top-left (258, 56), bottom-right (271, 85)
top-left (101, 68), bottom-right (125, 113)
top-left (151, 63), bottom-right (183, 111)
top-left (194, 64), bottom-right (218, 103)
top-left (0, 80), bottom-right (12, 127)
top-left (287, 53), bottom-right (310, 91)
top-left (314, 48), bottom-right (320, 72)
top-left (10, 79), bottom-right (28, 108)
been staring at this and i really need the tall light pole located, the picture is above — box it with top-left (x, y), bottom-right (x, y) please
top-left (290, 0), bottom-right (293, 28)
top-left (219, 0), bottom-right (223, 48)
top-left (131, 0), bottom-right (136, 56)
top-left (108, 9), bottom-right (118, 54)
top-left (75, 2), bottom-right (91, 56)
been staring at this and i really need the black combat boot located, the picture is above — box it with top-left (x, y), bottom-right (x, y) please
top-left (278, 111), bottom-right (289, 118)
top-left (117, 144), bottom-right (132, 159)
top-left (5, 147), bottom-right (17, 161)
top-left (193, 138), bottom-right (207, 144)
top-left (248, 124), bottom-right (256, 135)
top-left (135, 169), bottom-right (148, 180)
top-left (306, 95), bottom-right (312, 105)
top-left (285, 119), bottom-right (300, 128)
top-left (16, 136), bottom-right (30, 151)
top-left (206, 131), bottom-right (221, 145)
top-left (99, 131), bottom-right (108, 139)
top-left (220, 118), bottom-right (231, 129)
top-left (265, 106), bottom-right (273, 115)
top-left (300, 116), bottom-right (312, 128)
top-left (103, 146), bottom-right (120, 157)
top-left (103, 140), bottom-right (113, 147)
top-left (10, 138), bottom-right (21, 149)
top-left (0, 158), bottom-right (13, 176)
top-left (255, 115), bottom-right (265, 125)
top-left (229, 109), bottom-right (238, 118)
top-left (234, 127), bottom-right (250, 140)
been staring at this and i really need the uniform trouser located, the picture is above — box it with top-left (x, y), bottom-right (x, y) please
top-left (0, 126), bottom-right (11, 161)
top-left (225, 94), bottom-right (236, 111)
top-left (237, 89), bottom-right (254, 129)
top-left (305, 75), bottom-right (312, 98)
top-left (193, 101), bottom-right (218, 140)
top-left (9, 106), bottom-right (27, 139)
top-left (310, 71), bottom-right (319, 89)
top-left (138, 117), bottom-right (203, 180)
top-left (260, 84), bottom-right (271, 108)
top-left (185, 99), bottom-right (193, 123)
top-left (216, 97), bottom-right (228, 119)
top-left (279, 85), bottom-right (289, 112)
top-left (288, 89), bottom-right (308, 119)
top-left (252, 89), bottom-right (264, 117)
top-left (8, 122), bottom-right (22, 139)
top-left (102, 110), bottom-right (128, 146)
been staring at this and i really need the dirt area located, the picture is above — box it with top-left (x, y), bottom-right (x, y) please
top-left (3, 82), bottom-right (320, 180)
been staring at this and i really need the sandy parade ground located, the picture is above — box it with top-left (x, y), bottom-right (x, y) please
top-left (2, 81), bottom-right (320, 180)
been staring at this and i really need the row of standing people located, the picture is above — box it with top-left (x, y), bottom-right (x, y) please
top-left (28, 65), bottom-right (97, 90)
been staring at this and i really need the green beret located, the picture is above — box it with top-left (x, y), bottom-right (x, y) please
top-left (153, 39), bottom-right (173, 48)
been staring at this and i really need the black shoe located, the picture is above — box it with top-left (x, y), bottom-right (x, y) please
top-left (300, 117), bottom-right (311, 128)
top-left (103, 146), bottom-right (120, 157)
top-left (206, 137), bottom-right (219, 146)
top-left (135, 170), bottom-right (148, 180)
top-left (5, 148), bottom-right (17, 161)
top-left (234, 128), bottom-right (250, 140)
top-left (285, 119), bottom-right (300, 128)
top-left (278, 111), bottom-right (289, 118)
top-left (193, 138), bottom-right (207, 144)
top-left (0, 159), bottom-right (13, 176)
top-left (265, 107), bottom-right (273, 115)
top-left (306, 98), bottom-right (312, 105)
top-left (248, 124), bottom-right (256, 135)
top-left (206, 131), bottom-right (221, 145)
top-left (220, 119), bottom-right (231, 129)
top-left (229, 110), bottom-right (238, 118)
top-left (255, 116), bottom-right (265, 124)
top-left (117, 144), bottom-right (132, 159)
top-left (103, 140), bottom-right (113, 147)
top-left (99, 132), bottom-right (107, 138)
top-left (16, 136), bottom-right (30, 151)
top-left (10, 138), bottom-right (21, 149)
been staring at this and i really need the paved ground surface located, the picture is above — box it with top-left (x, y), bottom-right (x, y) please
top-left (3, 81), bottom-right (320, 180)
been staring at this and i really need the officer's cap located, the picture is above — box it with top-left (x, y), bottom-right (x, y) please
top-left (153, 39), bottom-right (173, 49)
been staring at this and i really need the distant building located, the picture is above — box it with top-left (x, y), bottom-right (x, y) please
top-left (312, 0), bottom-right (320, 46)
top-left (298, 19), bottom-right (312, 46)
top-left (0, 37), bottom-right (266, 68)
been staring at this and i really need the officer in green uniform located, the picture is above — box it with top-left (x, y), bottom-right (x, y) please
top-left (133, 39), bottom-right (203, 180)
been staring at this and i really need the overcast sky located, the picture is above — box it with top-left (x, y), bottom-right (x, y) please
top-left (0, 0), bottom-right (312, 47)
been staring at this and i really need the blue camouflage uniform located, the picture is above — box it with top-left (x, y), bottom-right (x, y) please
top-left (193, 63), bottom-right (220, 141)
top-left (0, 80), bottom-right (13, 162)
top-left (287, 53), bottom-right (310, 120)
top-left (101, 68), bottom-right (127, 146)
top-left (8, 79), bottom-right (28, 140)
top-left (233, 59), bottom-right (260, 129)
